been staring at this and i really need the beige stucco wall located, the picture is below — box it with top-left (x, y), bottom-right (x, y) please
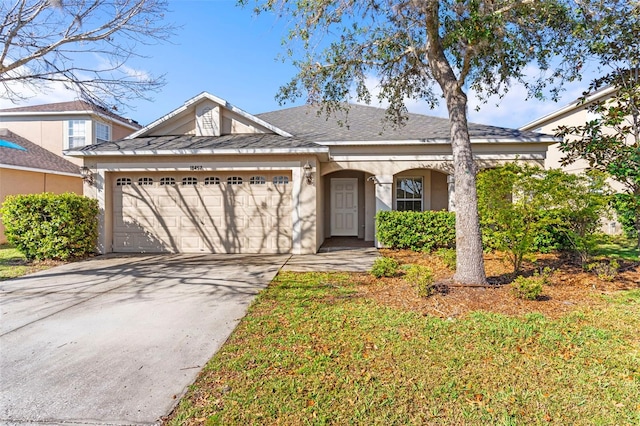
top-left (1, 115), bottom-right (138, 166)
top-left (0, 118), bottom-right (65, 157)
top-left (0, 168), bottom-right (82, 244)
top-left (81, 154), bottom-right (319, 254)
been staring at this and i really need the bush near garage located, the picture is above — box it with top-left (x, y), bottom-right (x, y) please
top-left (0, 193), bottom-right (98, 260)
top-left (376, 210), bottom-right (455, 252)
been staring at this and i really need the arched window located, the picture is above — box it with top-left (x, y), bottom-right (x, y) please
top-left (227, 176), bottom-right (243, 185)
top-left (182, 177), bottom-right (198, 185)
top-left (204, 176), bottom-right (220, 185)
top-left (250, 176), bottom-right (266, 185)
top-left (138, 177), bottom-right (154, 186)
top-left (116, 177), bottom-right (132, 186)
top-left (160, 177), bottom-right (176, 186)
top-left (272, 176), bottom-right (289, 185)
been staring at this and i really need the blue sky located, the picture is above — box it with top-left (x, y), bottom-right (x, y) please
top-left (1, 0), bottom-right (597, 130)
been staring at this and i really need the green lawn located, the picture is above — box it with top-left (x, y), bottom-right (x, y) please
top-left (0, 244), bottom-right (59, 280)
top-left (167, 272), bottom-right (640, 425)
top-left (0, 244), bottom-right (30, 280)
top-left (593, 235), bottom-right (639, 261)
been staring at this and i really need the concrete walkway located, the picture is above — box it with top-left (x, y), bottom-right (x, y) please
top-left (0, 254), bottom-right (288, 425)
top-left (282, 247), bottom-right (379, 272)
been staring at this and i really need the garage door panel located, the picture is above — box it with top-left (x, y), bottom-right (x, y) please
top-left (113, 173), bottom-right (292, 253)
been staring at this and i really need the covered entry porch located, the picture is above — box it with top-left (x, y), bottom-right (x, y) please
top-left (320, 165), bottom-right (453, 247)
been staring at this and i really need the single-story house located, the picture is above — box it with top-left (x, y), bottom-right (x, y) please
top-left (67, 92), bottom-right (556, 254)
top-left (0, 129), bottom-right (83, 244)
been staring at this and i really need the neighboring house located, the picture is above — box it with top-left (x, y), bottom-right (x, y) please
top-left (0, 100), bottom-right (142, 167)
top-left (0, 129), bottom-right (83, 244)
top-left (520, 86), bottom-right (623, 234)
top-left (67, 92), bottom-right (557, 255)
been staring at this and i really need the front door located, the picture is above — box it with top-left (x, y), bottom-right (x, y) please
top-left (331, 178), bottom-right (358, 236)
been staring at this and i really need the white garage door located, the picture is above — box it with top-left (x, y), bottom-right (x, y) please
top-left (112, 172), bottom-right (292, 253)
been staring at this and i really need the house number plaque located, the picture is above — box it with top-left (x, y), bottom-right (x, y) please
top-left (189, 165), bottom-right (203, 170)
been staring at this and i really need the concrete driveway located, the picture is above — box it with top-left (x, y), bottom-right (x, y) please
top-left (0, 254), bottom-right (289, 425)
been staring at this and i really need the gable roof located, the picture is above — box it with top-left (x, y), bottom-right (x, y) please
top-left (257, 104), bottom-right (554, 143)
top-left (127, 92), bottom-right (293, 139)
top-left (0, 100), bottom-right (141, 130)
top-left (0, 129), bottom-right (81, 176)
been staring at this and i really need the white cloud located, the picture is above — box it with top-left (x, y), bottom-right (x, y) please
top-left (0, 79), bottom-right (77, 109)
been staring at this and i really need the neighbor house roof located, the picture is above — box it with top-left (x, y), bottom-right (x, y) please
top-left (70, 134), bottom-right (329, 156)
top-left (0, 129), bottom-right (80, 176)
top-left (0, 100), bottom-right (141, 130)
top-left (520, 85), bottom-right (617, 131)
top-left (257, 104), bottom-right (555, 143)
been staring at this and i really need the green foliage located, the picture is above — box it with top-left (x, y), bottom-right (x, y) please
top-left (612, 193), bottom-right (640, 243)
top-left (477, 164), bottom-right (610, 273)
top-left (586, 258), bottom-right (620, 281)
top-left (556, 4), bottom-right (640, 250)
top-left (435, 248), bottom-right (456, 271)
top-left (0, 193), bottom-right (98, 260)
top-left (370, 256), bottom-right (399, 278)
top-left (403, 264), bottom-right (435, 297)
top-left (511, 275), bottom-right (545, 300)
top-left (375, 210), bottom-right (455, 252)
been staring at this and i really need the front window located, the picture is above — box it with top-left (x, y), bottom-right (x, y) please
top-left (96, 122), bottom-right (111, 144)
top-left (396, 177), bottom-right (423, 211)
top-left (68, 120), bottom-right (87, 148)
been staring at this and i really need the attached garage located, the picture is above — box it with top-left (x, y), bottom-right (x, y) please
top-left (112, 172), bottom-right (293, 253)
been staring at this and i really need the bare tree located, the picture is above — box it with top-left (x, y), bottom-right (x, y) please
top-left (0, 0), bottom-right (173, 110)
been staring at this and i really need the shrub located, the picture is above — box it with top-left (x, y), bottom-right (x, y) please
top-left (0, 193), bottom-right (99, 260)
top-left (477, 165), bottom-right (610, 273)
top-left (376, 210), bottom-right (455, 252)
top-left (511, 275), bottom-right (544, 300)
top-left (403, 264), bottom-right (435, 297)
top-left (435, 247), bottom-right (456, 270)
top-left (585, 258), bottom-right (620, 281)
top-left (370, 256), bottom-right (399, 278)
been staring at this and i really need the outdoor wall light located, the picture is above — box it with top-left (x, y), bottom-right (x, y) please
top-left (303, 161), bottom-right (314, 184)
top-left (80, 166), bottom-right (95, 185)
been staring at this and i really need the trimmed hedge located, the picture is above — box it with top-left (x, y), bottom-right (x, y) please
top-left (376, 210), bottom-right (455, 252)
top-left (0, 193), bottom-right (99, 260)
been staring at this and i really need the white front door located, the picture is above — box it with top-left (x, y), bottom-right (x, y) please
top-left (331, 178), bottom-right (358, 236)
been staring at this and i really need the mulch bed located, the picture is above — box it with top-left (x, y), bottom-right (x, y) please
top-left (354, 250), bottom-right (640, 319)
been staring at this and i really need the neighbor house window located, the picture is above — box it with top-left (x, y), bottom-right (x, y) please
top-left (68, 120), bottom-right (87, 148)
top-left (396, 177), bottom-right (423, 211)
top-left (96, 122), bottom-right (111, 144)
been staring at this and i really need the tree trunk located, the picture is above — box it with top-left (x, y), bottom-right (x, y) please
top-left (424, 0), bottom-right (488, 285)
top-left (446, 88), bottom-right (488, 285)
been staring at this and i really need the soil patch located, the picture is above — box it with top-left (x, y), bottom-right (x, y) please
top-left (355, 250), bottom-right (640, 319)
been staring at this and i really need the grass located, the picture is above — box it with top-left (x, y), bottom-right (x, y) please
top-left (167, 271), bottom-right (640, 425)
top-left (0, 244), bottom-right (30, 280)
top-left (593, 235), bottom-right (639, 261)
top-left (0, 244), bottom-right (60, 280)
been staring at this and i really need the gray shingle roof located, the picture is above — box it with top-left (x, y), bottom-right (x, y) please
top-left (257, 104), bottom-right (549, 141)
top-left (0, 100), bottom-right (141, 128)
top-left (0, 129), bottom-right (80, 175)
top-left (71, 134), bottom-right (324, 153)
